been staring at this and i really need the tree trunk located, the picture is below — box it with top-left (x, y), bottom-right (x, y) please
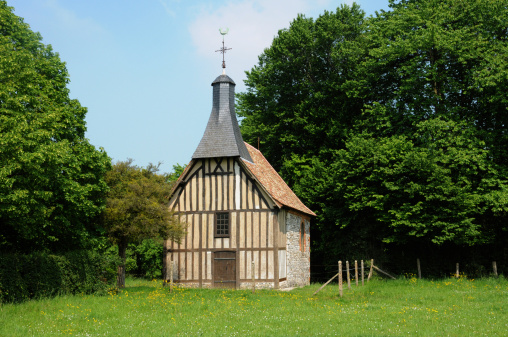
top-left (117, 239), bottom-right (127, 288)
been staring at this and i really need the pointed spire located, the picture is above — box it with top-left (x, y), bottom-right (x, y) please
top-left (192, 74), bottom-right (253, 162)
top-left (193, 29), bottom-right (252, 162)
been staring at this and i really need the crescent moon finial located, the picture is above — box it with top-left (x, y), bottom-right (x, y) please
top-left (215, 28), bottom-right (231, 72)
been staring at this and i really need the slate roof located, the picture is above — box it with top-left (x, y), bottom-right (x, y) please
top-left (185, 73), bottom-right (314, 217)
top-left (192, 74), bottom-right (252, 162)
top-left (242, 142), bottom-right (316, 217)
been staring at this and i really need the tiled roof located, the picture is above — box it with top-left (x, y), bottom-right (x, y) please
top-left (192, 74), bottom-right (252, 162)
top-left (242, 143), bottom-right (316, 217)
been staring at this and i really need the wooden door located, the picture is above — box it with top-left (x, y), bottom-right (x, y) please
top-left (213, 251), bottom-right (236, 289)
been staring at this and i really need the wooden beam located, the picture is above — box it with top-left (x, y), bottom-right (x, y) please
top-left (372, 265), bottom-right (396, 280)
top-left (312, 273), bottom-right (339, 296)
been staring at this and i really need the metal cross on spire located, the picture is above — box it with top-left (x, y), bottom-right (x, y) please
top-left (216, 28), bottom-right (231, 71)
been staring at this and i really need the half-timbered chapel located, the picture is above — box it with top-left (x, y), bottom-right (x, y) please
top-left (164, 71), bottom-right (315, 289)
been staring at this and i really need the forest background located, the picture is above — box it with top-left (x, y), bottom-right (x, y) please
top-left (237, 0), bottom-right (508, 278)
top-left (1, 0), bottom-right (507, 300)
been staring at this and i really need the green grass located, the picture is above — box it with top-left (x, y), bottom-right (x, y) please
top-left (0, 276), bottom-right (506, 336)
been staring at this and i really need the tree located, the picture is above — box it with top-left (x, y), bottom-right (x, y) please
top-left (0, 1), bottom-right (110, 252)
top-left (237, 3), bottom-right (374, 267)
top-left (341, 0), bottom-right (508, 250)
top-left (238, 0), bottom-right (508, 271)
top-left (237, 4), bottom-right (367, 179)
top-left (164, 163), bottom-right (186, 184)
top-left (332, 119), bottom-right (506, 245)
top-left (237, 5), bottom-right (368, 268)
top-left (351, 0), bottom-right (508, 163)
top-left (103, 160), bottom-right (186, 288)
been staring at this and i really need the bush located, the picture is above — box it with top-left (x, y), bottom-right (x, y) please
top-left (86, 238), bottom-right (164, 280)
top-left (0, 250), bottom-right (118, 303)
top-left (134, 239), bottom-right (163, 279)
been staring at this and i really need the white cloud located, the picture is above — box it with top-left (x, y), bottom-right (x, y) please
top-left (188, 0), bottom-right (337, 83)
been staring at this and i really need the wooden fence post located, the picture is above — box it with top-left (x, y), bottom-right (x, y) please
top-left (492, 261), bottom-right (498, 277)
top-left (367, 259), bottom-right (374, 281)
top-left (417, 258), bottom-right (422, 279)
top-left (252, 261), bottom-right (256, 293)
top-left (355, 260), bottom-right (358, 287)
top-left (361, 260), bottom-right (364, 286)
top-left (456, 263), bottom-right (460, 278)
top-left (170, 259), bottom-right (174, 293)
top-left (346, 261), bottom-right (351, 290)
top-left (163, 249), bottom-right (167, 287)
top-left (338, 261), bottom-right (343, 297)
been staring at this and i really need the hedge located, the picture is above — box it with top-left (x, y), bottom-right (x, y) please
top-left (0, 250), bottom-right (118, 303)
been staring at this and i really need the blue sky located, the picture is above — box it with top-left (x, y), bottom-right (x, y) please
top-left (9, 0), bottom-right (390, 174)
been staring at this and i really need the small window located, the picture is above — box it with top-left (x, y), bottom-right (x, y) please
top-left (300, 221), bottom-right (305, 252)
top-left (215, 212), bottom-right (230, 238)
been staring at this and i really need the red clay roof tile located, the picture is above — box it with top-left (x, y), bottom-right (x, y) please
top-left (242, 143), bottom-right (316, 217)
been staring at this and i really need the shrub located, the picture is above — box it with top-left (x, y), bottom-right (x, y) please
top-left (134, 239), bottom-right (163, 279)
top-left (0, 250), bottom-right (118, 303)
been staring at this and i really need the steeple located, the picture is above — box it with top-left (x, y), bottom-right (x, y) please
top-left (192, 74), bottom-right (253, 162)
top-left (192, 29), bottom-right (252, 162)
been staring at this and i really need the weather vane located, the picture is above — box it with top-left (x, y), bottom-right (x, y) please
top-left (216, 28), bottom-right (231, 72)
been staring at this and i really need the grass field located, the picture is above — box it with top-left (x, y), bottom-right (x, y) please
top-left (0, 275), bottom-right (506, 336)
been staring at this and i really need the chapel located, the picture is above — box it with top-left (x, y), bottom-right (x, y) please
top-left (164, 66), bottom-right (315, 289)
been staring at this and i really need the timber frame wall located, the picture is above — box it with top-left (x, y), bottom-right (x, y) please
top-left (165, 157), bottom-right (288, 289)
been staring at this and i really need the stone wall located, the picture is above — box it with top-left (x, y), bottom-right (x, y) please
top-left (283, 212), bottom-right (310, 288)
top-left (239, 282), bottom-right (276, 290)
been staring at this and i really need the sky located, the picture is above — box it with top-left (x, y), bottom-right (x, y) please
top-left (8, 0), bottom-right (390, 174)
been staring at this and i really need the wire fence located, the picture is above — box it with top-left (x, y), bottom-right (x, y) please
top-left (311, 258), bottom-right (503, 284)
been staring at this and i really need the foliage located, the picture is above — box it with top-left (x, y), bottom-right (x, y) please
top-left (94, 240), bottom-right (164, 279)
top-left (102, 160), bottom-right (186, 287)
top-left (164, 163), bottom-right (187, 184)
top-left (331, 118), bottom-right (505, 245)
top-left (0, 1), bottom-right (110, 252)
top-left (1, 277), bottom-right (507, 336)
top-left (353, 0), bottom-right (508, 143)
top-left (237, 0), bottom-right (508, 266)
top-left (132, 239), bottom-right (164, 279)
top-left (0, 250), bottom-right (118, 303)
top-left (237, 3), bottom-right (367, 176)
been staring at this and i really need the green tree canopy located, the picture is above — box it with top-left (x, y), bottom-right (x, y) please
top-left (0, 1), bottom-right (110, 252)
top-left (237, 3), bottom-right (367, 177)
top-left (352, 0), bottom-right (508, 147)
top-left (164, 163), bottom-right (186, 184)
top-left (103, 160), bottom-right (186, 287)
top-left (332, 118), bottom-right (505, 245)
top-left (238, 0), bottom-right (508, 269)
